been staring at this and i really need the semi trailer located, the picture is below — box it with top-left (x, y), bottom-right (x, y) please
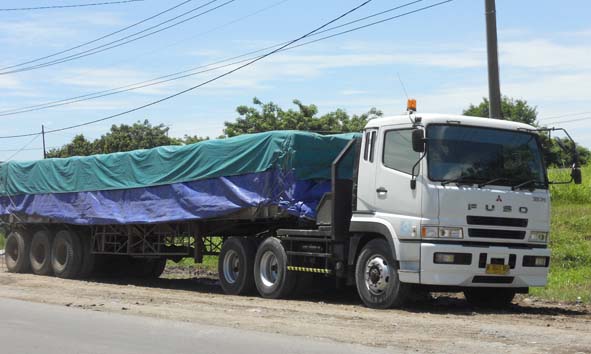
top-left (1, 108), bottom-right (581, 308)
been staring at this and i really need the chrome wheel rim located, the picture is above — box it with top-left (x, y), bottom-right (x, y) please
top-left (259, 250), bottom-right (279, 288)
top-left (223, 250), bottom-right (240, 284)
top-left (364, 255), bottom-right (392, 296)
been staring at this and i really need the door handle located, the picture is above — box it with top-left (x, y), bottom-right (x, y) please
top-left (376, 187), bottom-right (388, 194)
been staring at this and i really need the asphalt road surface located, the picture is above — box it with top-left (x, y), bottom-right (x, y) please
top-left (0, 298), bottom-right (396, 354)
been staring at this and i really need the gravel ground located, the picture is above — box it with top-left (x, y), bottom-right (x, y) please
top-left (0, 266), bottom-right (589, 354)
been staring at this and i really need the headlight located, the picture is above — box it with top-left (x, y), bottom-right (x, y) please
top-left (421, 226), bottom-right (463, 239)
top-left (529, 231), bottom-right (548, 243)
top-left (439, 227), bottom-right (463, 239)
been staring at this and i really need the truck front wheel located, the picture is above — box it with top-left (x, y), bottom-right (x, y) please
top-left (355, 238), bottom-right (409, 309)
top-left (5, 231), bottom-right (32, 273)
top-left (254, 237), bottom-right (295, 299)
top-left (219, 237), bottom-right (256, 295)
top-left (51, 230), bottom-right (83, 279)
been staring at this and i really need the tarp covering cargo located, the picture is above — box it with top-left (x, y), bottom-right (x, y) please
top-left (0, 131), bottom-right (358, 225)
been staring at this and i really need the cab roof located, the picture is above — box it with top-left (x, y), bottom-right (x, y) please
top-left (365, 113), bottom-right (538, 132)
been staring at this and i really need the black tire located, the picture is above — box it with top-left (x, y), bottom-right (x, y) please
top-left (355, 238), bottom-right (410, 309)
top-left (254, 237), bottom-right (296, 299)
top-left (51, 230), bottom-right (83, 279)
top-left (464, 288), bottom-right (516, 308)
top-left (78, 231), bottom-right (96, 279)
top-left (5, 230), bottom-right (32, 273)
top-left (149, 257), bottom-right (167, 278)
top-left (218, 237), bottom-right (256, 295)
top-left (29, 230), bottom-right (53, 276)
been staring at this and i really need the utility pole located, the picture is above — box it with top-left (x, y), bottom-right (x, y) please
top-left (41, 125), bottom-right (47, 159)
top-left (485, 0), bottom-right (502, 119)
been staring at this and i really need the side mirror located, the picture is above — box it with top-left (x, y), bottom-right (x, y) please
top-left (572, 167), bottom-right (582, 185)
top-left (412, 129), bottom-right (425, 153)
top-left (556, 138), bottom-right (568, 152)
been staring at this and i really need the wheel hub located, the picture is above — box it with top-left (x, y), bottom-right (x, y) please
top-left (259, 251), bottom-right (279, 288)
top-left (223, 250), bottom-right (240, 284)
top-left (364, 256), bottom-right (392, 295)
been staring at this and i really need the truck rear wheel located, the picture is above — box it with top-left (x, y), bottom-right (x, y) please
top-left (254, 237), bottom-right (296, 299)
top-left (218, 237), bottom-right (256, 295)
top-left (51, 230), bottom-right (83, 279)
top-left (29, 230), bottom-right (53, 276)
top-left (5, 231), bottom-right (32, 273)
top-left (464, 288), bottom-right (516, 308)
top-left (355, 238), bottom-right (410, 309)
top-left (78, 232), bottom-right (96, 279)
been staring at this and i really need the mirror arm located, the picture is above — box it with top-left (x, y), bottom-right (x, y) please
top-left (410, 151), bottom-right (427, 190)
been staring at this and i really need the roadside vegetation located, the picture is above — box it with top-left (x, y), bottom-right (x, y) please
top-left (0, 232), bottom-right (4, 250)
top-left (530, 165), bottom-right (591, 303)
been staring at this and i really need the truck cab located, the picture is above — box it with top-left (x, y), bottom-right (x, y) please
top-left (349, 113), bottom-right (568, 308)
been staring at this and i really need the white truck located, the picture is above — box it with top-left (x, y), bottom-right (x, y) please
top-left (2, 105), bottom-right (581, 309)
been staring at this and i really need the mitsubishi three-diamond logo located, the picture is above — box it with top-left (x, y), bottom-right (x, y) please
top-left (496, 195), bottom-right (503, 202)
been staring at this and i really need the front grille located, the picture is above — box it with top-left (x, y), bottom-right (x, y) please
top-left (468, 228), bottom-right (526, 240)
top-left (467, 216), bottom-right (528, 227)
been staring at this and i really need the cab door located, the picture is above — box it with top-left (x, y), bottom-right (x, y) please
top-left (373, 126), bottom-right (422, 238)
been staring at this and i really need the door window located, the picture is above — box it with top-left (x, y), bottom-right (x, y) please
top-left (382, 129), bottom-right (417, 174)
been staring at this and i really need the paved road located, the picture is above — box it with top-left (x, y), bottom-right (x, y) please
top-left (0, 298), bottom-right (397, 354)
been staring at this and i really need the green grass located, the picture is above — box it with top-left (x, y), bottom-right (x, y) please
top-left (530, 165), bottom-right (591, 303)
top-left (166, 255), bottom-right (218, 273)
top-left (0, 232), bottom-right (4, 250)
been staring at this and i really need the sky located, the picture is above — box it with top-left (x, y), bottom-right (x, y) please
top-left (0, 0), bottom-right (589, 161)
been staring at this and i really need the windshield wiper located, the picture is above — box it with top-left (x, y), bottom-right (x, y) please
top-left (441, 176), bottom-right (481, 186)
top-left (511, 179), bottom-right (538, 191)
top-left (478, 177), bottom-right (512, 188)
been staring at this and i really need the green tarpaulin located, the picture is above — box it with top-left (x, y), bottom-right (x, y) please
top-left (0, 131), bottom-right (358, 196)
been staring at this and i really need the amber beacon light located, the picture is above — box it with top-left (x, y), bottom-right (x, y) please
top-left (407, 99), bottom-right (417, 112)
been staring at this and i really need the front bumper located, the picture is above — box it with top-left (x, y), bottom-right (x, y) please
top-left (419, 242), bottom-right (550, 288)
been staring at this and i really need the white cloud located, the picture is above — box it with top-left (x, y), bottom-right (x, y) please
top-left (501, 39), bottom-right (591, 70)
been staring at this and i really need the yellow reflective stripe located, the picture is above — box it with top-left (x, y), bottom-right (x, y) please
top-left (287, 266), bottom-right (331, 274)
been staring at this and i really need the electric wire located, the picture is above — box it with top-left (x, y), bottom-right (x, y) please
top-left (0, 1), bottom-right (145, 12)
top-left (0, 0), bottom-right (454, 139)
top-left (0, 0), bottom-right (428, 117)
top-left (0, 0), bottom-right (195, 71)
top-left (0, 0), bottom-right (235, 75)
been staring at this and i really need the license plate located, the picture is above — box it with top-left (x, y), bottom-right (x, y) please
top-left (485, 264), bottom-right (509, 275)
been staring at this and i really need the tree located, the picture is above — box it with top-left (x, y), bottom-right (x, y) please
top-left (223, 97), bottom-right (381, 137)
top-left (463, 96), bottom-right (538, 125)
top-left (463, 97), bottom-right (589, 166)
top-left (47, 120), bottom-right (186, 158)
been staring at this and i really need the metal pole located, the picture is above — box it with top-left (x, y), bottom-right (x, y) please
top-left (41, 125), bottom-right (47, 159)
top-left (485, 0), bottom-right (502, 119)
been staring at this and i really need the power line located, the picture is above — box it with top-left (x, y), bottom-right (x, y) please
top-left (1, 135), bottom-right (40, 162)
top-left (0, 1), bottom-right (145, 12)
top-left (542, 116), bottom-right (591, 126)
top-left (538, 111), bottom-right (591, 121)
top-left (0, 0), bottom-right (234, 75)
top-left (0, 0), bottom-right (454, 139)
top-left (0, 0), bottom-right (195, 71)
top-left (0, 0), bottom-right (427, 117)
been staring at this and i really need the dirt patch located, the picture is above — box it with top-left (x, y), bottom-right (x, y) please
top-left (0, 269), bottom-right (589, 354)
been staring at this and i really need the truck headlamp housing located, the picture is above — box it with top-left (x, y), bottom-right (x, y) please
top-left (421, 226), bottom-right (463, 239)
top-left (529, 231), bottom-right (548, 243)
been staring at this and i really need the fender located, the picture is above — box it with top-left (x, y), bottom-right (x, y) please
top-left (349, 215), bottom-right (401, 263)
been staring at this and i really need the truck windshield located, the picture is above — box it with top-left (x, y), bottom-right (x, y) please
top-left (426, 124), bottom-right (547, 188)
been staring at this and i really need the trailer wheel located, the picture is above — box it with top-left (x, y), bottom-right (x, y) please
top-left (77, 232), bottom-right (96, 279)
top-left (218, 237), bottom-right (256, 295)
top-left (29, 230), bottom-right (53, 276)
top-left (254, 237), bottom-right (296, 299)
top-left (355, 238), bottom-right (410, 309)
top-left (150, 257), bottom-right (167, 278)
top-left (464, 288), bottom-right (516, 308)
top-left (5, 231), bottom-right (32, 273)
top-left (51, 230), bottom-right (83, 279)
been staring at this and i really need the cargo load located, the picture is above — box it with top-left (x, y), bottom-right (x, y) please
top-left (0, 131), bottom-right (358, 225)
